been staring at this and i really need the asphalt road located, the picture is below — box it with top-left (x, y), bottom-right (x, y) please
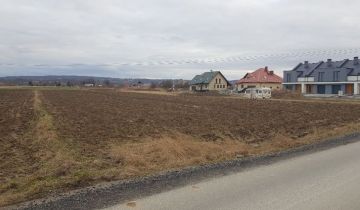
top-left (103, 139), bottom-right (360, 210)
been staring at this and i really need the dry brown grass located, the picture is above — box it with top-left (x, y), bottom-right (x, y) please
top-left (252, 122), bottom-right (360, 155)
top-left (117, 88), bottom-right (180, 96)
top-left (108, 134), bottom-right (250, 178)
top-left (105, 122), bottom-right (360, 180)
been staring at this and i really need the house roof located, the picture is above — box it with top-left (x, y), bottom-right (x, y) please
top-left (189, 71), bottom-right (231, 85)
top-left (287, 57), bottom-right (360, 76)
top-left (293, 61), bottom-right (323, 76)
top-left (236, 67), bottom-right (282, 84)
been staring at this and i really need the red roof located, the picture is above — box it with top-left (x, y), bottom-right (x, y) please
top-left (236, 67), bottom-right (282, 84)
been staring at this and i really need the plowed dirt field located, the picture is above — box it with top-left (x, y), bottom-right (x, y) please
top-left (1, 88), bottom-right (360, 207)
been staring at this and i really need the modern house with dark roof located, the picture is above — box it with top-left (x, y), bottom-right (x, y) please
top-left (189, 71), bottom-right (231, 91)
top-left (283, 57), bottom-right (360, 95)
top-left (235, 67), bottom-right (282, 91)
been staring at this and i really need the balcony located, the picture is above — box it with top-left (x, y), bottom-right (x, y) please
top-left (297, 77), bottom-right (315, 82)
top-left (348, 76), bottom-right (360, 82)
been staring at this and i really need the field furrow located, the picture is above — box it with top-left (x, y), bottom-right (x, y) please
top-left (1, 88), bottom-right (360, 207)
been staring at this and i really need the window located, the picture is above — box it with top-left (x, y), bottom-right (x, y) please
top-left (217, 85), bottom-right (219, 88)
top-left (241, 84), bottom-right (244, 88)
top-left (219, 79), bottom-right (221, 83)
top-left (333, 71), bottom-right (340, 81)
top-left (318, 72), bottom-right (325, 82)
top-left (215, 78), bottom-right (218, 84)
top-left (205, 85), bottom-right (208, 88)
top-left (286, 73), bottom-right (291, 82)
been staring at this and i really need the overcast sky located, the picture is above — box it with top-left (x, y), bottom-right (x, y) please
top-left (1, 0), bottom-right (360, 79)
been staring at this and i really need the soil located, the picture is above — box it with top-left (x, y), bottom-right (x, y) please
top-left (271, 89), bottom-right (304, 99)
top-left (41, 89), bottom-right (360, 143)
top-left (1, 88), bottom-right (360, 207)
top-left (0, 90), bottom-right (36, 183)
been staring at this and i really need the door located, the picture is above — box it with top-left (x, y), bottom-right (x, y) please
top-left (306, 85), bottom-right (312, 94)
top-left (345, 84), bottom-right (353, 95)
top-left (331, 85), bottom-right (341, 94)
top-left (317, 85), bottom-right (326, 94)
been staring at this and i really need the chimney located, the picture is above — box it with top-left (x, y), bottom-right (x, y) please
top-left (269, 71), bottom-right (274, 75)
top-left (327, 59), bottom-right (332, 67)
top-left (354, 57), bottom-right (359, 65)
top-left (304, 61), bottom-right (309, 68)
top-left (264, 66), bottom-right (268, 71)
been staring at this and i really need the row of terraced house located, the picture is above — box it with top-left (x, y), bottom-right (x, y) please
top-left (189, 57), bottom-right (360, 96)
top-left (283, 57), bottom-right (360, 95)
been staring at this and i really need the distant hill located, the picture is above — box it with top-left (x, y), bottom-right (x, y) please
top-left (229, 80), bottom-right (238, 85)
top-left (0, 75), bottom-right (188, 87)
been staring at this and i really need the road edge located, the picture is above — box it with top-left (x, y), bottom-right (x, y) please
top-left (4, 132), bottom-right (360, 210)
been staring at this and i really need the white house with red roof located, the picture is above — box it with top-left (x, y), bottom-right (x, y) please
top-left (235, 67), bottom-right (283, 91)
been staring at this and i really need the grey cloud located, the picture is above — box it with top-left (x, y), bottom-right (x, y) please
top-left (0, 0), bottom-right (360, 79)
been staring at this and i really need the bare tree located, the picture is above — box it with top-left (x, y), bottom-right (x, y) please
top-left (160, 80), bottom-right (173, 89)
top-left (150, 82), bottom-right (158, 89)
top-left (103, 79), bottom-right (111, 87)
